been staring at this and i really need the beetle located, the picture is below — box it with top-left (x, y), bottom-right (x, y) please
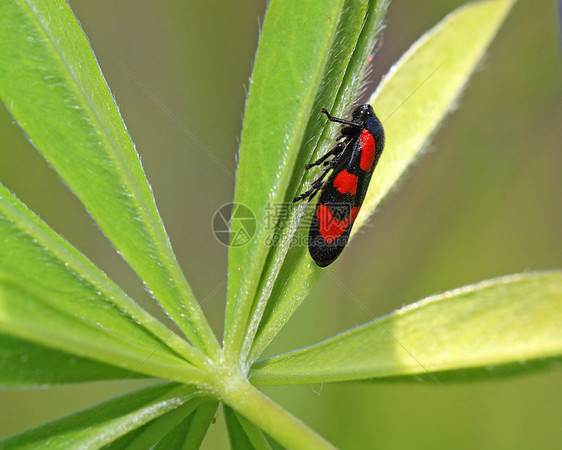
top-left (293, 104), bottom-right (385, 267)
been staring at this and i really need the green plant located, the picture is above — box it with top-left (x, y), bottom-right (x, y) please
top-left (0, 0), bottom-right (560, 448)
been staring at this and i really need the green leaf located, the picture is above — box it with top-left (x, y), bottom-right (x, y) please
top-left (224, 406), bottom-right (253, 450)
top-left (0, 0), bottom-right (218, 357)
top-left (224, 405), bottom-right (272, 450)
top-left (0, 275), bottom-right (204, 383)
top-left (0, 383), bottom-right (204, 449)
top-left (249, 271), bottom-right (562, 384)
top-left (105, 400), bottom-right (217, 450)
top-left (0, 183), bottom-right (204, 383)
top-left (224, 0), bottom-right (349, 361)
top-left (0, 334), bottom-right (144, 386)
top-left (225, 0), bottom-right (389, 364)
top-left (248, 0), bottom-right (516, 363)
top-left (177, 402), bottom-right (219, 450)
top-left (103, 402), bottom-right (200, 450)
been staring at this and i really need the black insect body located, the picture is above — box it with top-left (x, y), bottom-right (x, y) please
top-left (293, 104), bottom-right (385, 267)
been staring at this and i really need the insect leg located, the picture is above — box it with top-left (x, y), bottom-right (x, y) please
top-left (293, 163), bottom-right (334, 202)
top-left (305, 142), bottom-right (345, 169)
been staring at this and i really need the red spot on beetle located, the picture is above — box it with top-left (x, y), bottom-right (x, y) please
top-left (317, 205), bottom-right (360, 243)
top-left (333, 170), bottom-right (358, 195)
top-left (359, 129), bottom-right (375, 171)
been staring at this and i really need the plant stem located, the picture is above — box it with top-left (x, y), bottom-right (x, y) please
top-left (216, 377), bottom-right (336, 449)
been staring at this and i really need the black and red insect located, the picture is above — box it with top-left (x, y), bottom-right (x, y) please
top-left (293, 104), bottom-right (385, 267)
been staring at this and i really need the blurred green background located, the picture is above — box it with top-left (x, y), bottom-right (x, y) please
top-left (1, 0), bottom-right (560, 448)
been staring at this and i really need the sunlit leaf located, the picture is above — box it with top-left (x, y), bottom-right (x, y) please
top-left (250, 272), bottom-right (562, 384)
